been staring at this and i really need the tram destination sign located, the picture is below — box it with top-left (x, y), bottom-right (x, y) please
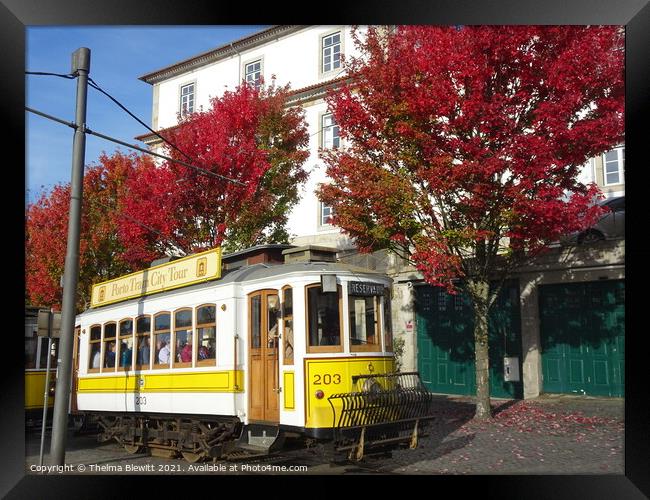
top-left (91, 248), bottom-right (222, 307)
top-left (348, 281), bottom-right (384, 296)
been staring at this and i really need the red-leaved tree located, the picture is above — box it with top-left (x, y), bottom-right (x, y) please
top-left (119, 81), bottom-right (309, 261)
top-left (26, 152), bottom-right (158, 311)
top-left (318, 26), bottom-right (624, 418)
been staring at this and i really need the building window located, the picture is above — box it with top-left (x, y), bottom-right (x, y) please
top-left (322, 32), bottom-right (341, 73)
top-left (135, 315), bottom-right (151, 370)
top-left (282, 287), bottom-right (294, 365)
top-left (196, 304), bottom-right (216, 366)
top-left (322, 113), bottom-right (340, 149)
top-left (103, 322), bottom-right (117, 371)
top-left (174, 309), bottom-right (193, 368)
top-left (603, 147), bottom-right (624, 186)
top-left (88, 325), bottom-right (101, 371)
top-left (306, 283), bottom-right (342, 353)
top-left (117, 319), bottom-right (133, 371)
top-left (153, 313), bottom-right (171, 369)
top-left (180, 83), bottom-right (195, 116)
top-left (245, 60), bottom-right (262, 88)
top-left (321, 203), bottom-right (335, 226)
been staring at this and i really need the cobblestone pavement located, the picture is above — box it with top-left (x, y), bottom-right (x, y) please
top-left (24, 394), bottom-right (624, 476)
top-left (351, 394), bottom-right (625, 474)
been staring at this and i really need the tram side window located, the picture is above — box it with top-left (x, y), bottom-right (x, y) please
top-left (135, 316), bottom-right (151, 369)
top-left (153, 313), bottom-right (171, 368)
top-left (306, 284), bottom-right (342, 351)
top-left (251, 295), bottom-right (261, 349)
top-left (383, 288), bottom-right (393, 352)
top-left (89, 325), bottom-right (101, 371)
top-left (282, 287), bottom-right (294, 365)
top-left (348, 293), bottom-right (380, 352)
top-left (25, 335), bottom-right (38, 369)
top-left (118, 319), bottom-right (133, 370)
top-left (196, 305), bottom-right (216, 366)
top-left (174, 309), bottom-right (193, 367)
top-left (39, 337), bottom-right (58, 369)
top-left (103, 323), bottom-right (117, 370)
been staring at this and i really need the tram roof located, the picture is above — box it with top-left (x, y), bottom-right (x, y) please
top-left (78, 261), bottom-right (390, 316)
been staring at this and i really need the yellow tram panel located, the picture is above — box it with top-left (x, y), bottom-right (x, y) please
top-left (77, 370), bottom-right (244, 393)
top-left (304, 356), bottom-right (396, 429)
top-left (25, 370), bottom-right (55, 410)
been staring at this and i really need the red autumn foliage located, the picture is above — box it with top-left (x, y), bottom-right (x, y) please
top-left (119, 81), bottom-right (309, 261)
top-left (26, 152), bottom-right (157, 310)
top-left (319, 25), bottom-right (624, 293)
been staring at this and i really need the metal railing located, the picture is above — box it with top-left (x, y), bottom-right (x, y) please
top-left (327, 372), bottom-right (436, 460)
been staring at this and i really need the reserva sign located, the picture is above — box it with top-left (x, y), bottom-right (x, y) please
top-left (90, 248), bottom-right (222, 307)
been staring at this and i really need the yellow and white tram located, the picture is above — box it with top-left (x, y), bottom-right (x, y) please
top-left (25, 306), bottom-right (57, 427)
top-left (73, 245), bottom-right (433, 462)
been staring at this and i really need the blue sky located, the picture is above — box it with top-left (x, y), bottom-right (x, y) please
top-left (26, 26), bottom-right (269, 205)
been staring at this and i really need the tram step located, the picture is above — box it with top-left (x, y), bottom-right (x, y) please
top-left (235, 423), bottom-right (284, 453)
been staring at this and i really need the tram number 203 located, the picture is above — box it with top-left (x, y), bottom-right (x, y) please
top-left (135, 396), bottom-right (147, 405)
top-left (313, 374), bottom-right (341, 385)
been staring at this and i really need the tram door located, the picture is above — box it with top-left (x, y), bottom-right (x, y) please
top-left (248, 290), bottom-right (280, 422)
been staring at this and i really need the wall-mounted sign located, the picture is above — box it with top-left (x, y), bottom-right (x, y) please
top-left (91, 248), bottom-right (222, 307)
top-left (348, 281), bottom-right (384, 296)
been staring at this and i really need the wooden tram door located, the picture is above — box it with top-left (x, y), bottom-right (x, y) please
top-left (248, 290), bottom-right (280, 422)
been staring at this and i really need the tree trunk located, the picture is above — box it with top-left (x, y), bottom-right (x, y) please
top-left (469, 279), bottom-right (492, 420)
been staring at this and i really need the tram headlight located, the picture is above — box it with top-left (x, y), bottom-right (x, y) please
top-left (315, 390), bottom-right (325, 400)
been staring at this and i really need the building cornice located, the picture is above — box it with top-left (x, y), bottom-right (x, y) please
top-left (139, 25), bottom-right (309, 85)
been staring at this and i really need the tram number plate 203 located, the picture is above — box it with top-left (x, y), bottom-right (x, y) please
top-left (313, 373), bottom-right (341, 385)
top-left (135, 395), bottom-right (147, 405)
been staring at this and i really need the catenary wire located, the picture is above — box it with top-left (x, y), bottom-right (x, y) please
top-left (25, 106), bottom-right (247, 186)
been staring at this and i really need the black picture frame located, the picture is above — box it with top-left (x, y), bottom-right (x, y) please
top-left (6, 1), bottom-right (648, 497)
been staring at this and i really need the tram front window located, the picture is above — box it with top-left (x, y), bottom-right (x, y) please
top-left (307, 284), bottom-right (341, 351)
top-left (349, 295), bottom-right (380, 352)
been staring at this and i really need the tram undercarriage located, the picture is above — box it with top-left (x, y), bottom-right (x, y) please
top-left (94, 413), bottom-right (242, 463)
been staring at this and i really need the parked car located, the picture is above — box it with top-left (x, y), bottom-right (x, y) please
top-left (561, 195), bottom-right (625, 245)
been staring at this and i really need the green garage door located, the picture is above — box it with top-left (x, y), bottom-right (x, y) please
top-left (415, 282), bottom-right (523, 399)
top-left (539, 280), bottom-right (624, 397)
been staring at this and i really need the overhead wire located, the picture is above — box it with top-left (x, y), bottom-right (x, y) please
top-left (26, 70), bottom-right (246, 187)
top-left (25, 106), bottom-right (246, 186)
top-left (87, 76), bottom-right (195, 165)
top-left (25, 70), bottom-right (76, 79)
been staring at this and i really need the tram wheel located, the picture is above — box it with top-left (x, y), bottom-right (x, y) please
top-left (181, 451), bottom-right (206, 463)
top-left (123, 444), bottom-right (142, 455)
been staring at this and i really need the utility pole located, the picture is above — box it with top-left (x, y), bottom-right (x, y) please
top-left (49, 47), bottom-right (90, 466)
